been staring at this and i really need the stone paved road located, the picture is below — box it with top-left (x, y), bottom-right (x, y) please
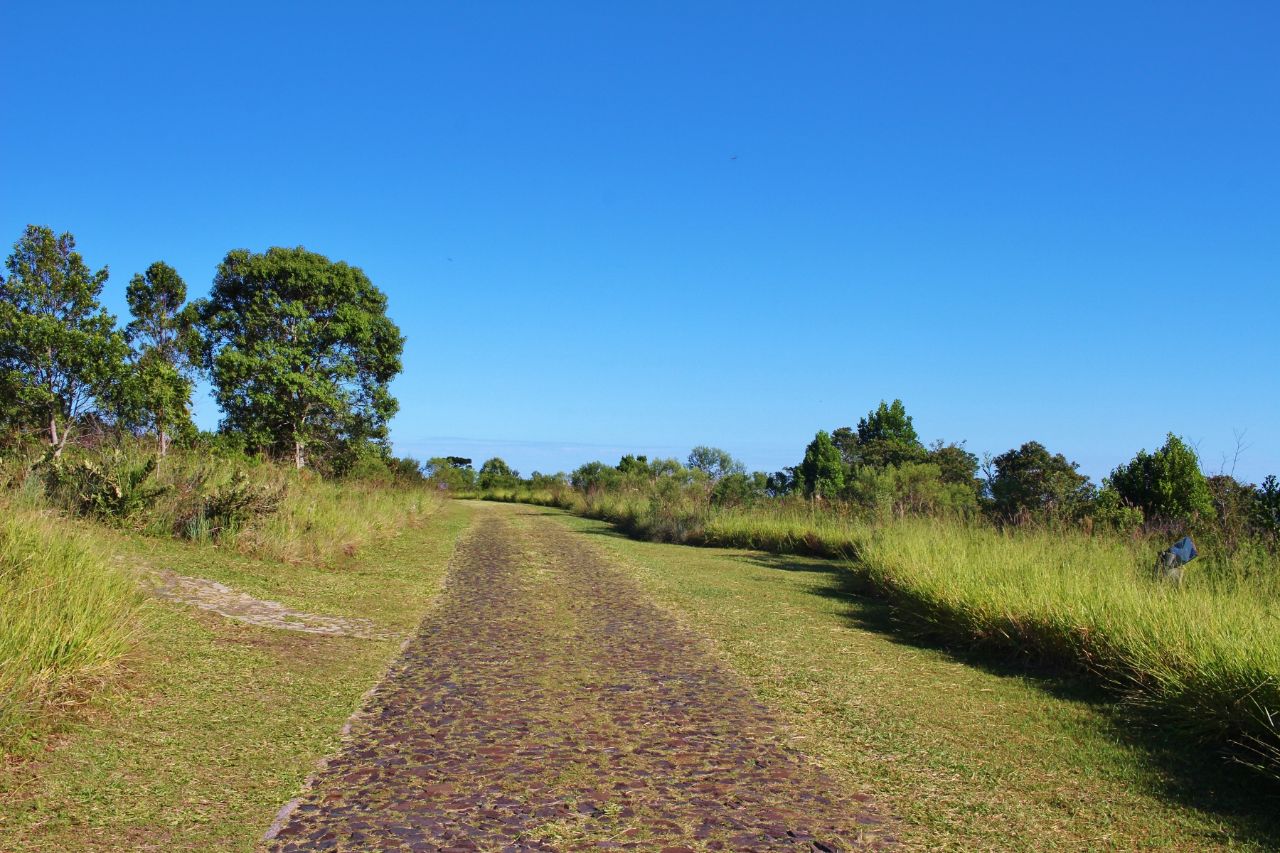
top-left (265, 504), bottom-right (893, 851)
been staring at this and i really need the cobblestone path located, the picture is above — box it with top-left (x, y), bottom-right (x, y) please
top-left (265, 505), bottom-right (893, 851)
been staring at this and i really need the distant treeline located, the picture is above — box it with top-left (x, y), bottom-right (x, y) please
top-left (0, 225), bottom-right (408, 476)
top-left (444, 399), bottom-right (1278, 547)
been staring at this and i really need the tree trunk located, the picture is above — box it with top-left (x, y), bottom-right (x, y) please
top-left (294, 437), bottom-right (305, 470)
top-left (159, 429), bottom-right (169, 458)
top-left (49, 414), bottom-right (61, 458)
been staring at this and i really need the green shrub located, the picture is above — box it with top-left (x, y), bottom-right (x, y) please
top-left (846, 461), bottom-right (977, 520)
top-left (1253, 475), bottom-right (1280, 542)
top-left (710, 471), bottom-right (767, 508)
top-left (478, 457), bottom-right (519, 490)
top-left (798, 430), bottom-right (844, 499)
top-left (39, 450), bottom-right (167, 523)
top-left (987, 441), bottom-right (1093, 522)
top-left (571, 460), bottom-right (622, 494)
top-left (1090, 487), bottom-right (1144, 532)
top-left (177, 468), bottom-right (284, 542)
top-left (1108, 434), bottom-right (1214, 526)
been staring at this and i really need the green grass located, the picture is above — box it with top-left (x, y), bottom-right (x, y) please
top-left (859, 520), bottom-right (1280, 770)
top-left (9, 446), bottom-right (438, 567)
top-left (0, 499), bottom-right (472, 851)
top-left (232, 474), bottom-right (438, 565)
top-left (537, 505), bottom-right (1280, 850)
top-left (1, 448), bottom-right (442, 760)
top-left (0, 507), bottom-right (142, 755)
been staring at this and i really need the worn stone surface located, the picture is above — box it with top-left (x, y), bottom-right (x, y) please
top-left (146, 570), bottom-right (397, 640)
top-left (264, 506), bottom-right (894, 851)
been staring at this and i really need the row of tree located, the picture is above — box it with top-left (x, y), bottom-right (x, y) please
top-left (0, 225), bottom-right (404, 471)
top-left (456, 399), bottom-right (1279, 541)
top-left (791, 399), bottom-right (1267, 532)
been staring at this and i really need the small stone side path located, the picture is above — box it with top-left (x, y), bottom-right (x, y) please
top-left (145, 569), bottom-right (397, 640)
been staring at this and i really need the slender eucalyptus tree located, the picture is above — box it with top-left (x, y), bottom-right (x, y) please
top-left (0, 225), bottom-right (126, 454)
top-left (124, 261), bottom-right (199, 456)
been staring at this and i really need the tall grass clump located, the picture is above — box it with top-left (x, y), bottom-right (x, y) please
top-left (701, 503), bottom-right (869, 557)
top-left (241, 475), bottom-right (438, 564)
top-left (11, 443), bottom-right (442, 567)
top-left (860, 519), bottom-right (1280, 768)
top-left (0, 507), bottom-right (141, 752)
top-left (150, 455), bottom-right (440, 564)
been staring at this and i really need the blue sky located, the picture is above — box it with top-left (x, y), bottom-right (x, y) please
top-left (3, 2), bottom-right (1277, 483)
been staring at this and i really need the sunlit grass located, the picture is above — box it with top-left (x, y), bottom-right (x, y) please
top-left (1, 447), bottom-right (441, 756)
top-left (861, 520), bottom-right (1280, 767)
top-left (0, 506), bottom-right (142, 753)
top-left (0, 499), bottom-right (471, 851)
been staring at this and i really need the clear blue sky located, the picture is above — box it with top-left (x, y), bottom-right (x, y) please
top-left (3, 2), bottom-right (1277, 483)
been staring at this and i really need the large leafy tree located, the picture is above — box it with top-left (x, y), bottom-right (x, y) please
top-left (830, 426), bottom-right (859, 466)
top-left (478, 457), bottom-right (519, 489)
top-left (423, 457), bottom-right (476, 491)
top-left (833, 399), bottom-right (927, 470)
top-left (854, 399), bottom-right (926, 468)
top-left (686, 446), bottom-right (745, 482)
top-left (123, 261), bottom-right (199, 456)
top-left (0, 225), bottom-right (126, 454)
top-left (195, 247), bottom-right (404, 469)
top-left (798, 430), bottom-right (844, 499)
top-left (927, 440), bottom-right (980, 487)
top-left (1254, 475), bottom-right (1280, 540)
top-left (988, 441), bottom-right (1093, 521)
top-left (1107, 434), bottom-right (1213, 525)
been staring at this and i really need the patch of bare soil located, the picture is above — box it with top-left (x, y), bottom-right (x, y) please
top-left (145, 571), bottom-right (396, 640)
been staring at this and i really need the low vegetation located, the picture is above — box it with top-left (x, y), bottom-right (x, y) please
top-left (0, 221), bottom-right (446, 805)
top-left (0, 506), bottom-right (141, 754)
top-left (0, 445), bottom-right (441, 755)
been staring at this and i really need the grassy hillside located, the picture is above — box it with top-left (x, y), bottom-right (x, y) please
top-left (0, 447), bottom-right (442, 756)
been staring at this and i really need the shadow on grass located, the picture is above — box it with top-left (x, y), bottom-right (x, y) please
top-left (553, 510), bottom-right (1280, 847)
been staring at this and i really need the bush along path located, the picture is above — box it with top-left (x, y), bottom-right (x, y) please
top-left (264, 504), bottom-right (894, 851)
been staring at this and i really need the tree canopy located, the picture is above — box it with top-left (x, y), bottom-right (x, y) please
top-left (686, 446), bottom-right (745, 482)
top-left (122, 261), bottom-right (199, 455)
top-left (1108, 434), bottom-right (1213, 525)
top-left (988, 441), bottom-right (1092, 520)
top-left (852, 399), bottom-right (926, 468)
top-left (0, 225), bottom-right (126, 454)
top-left (798, 430), bottom-right (844, 499)
top-left (478, 457), bottom-right (519, 489)
top-left (195, 247), bottom-right (404, 469)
